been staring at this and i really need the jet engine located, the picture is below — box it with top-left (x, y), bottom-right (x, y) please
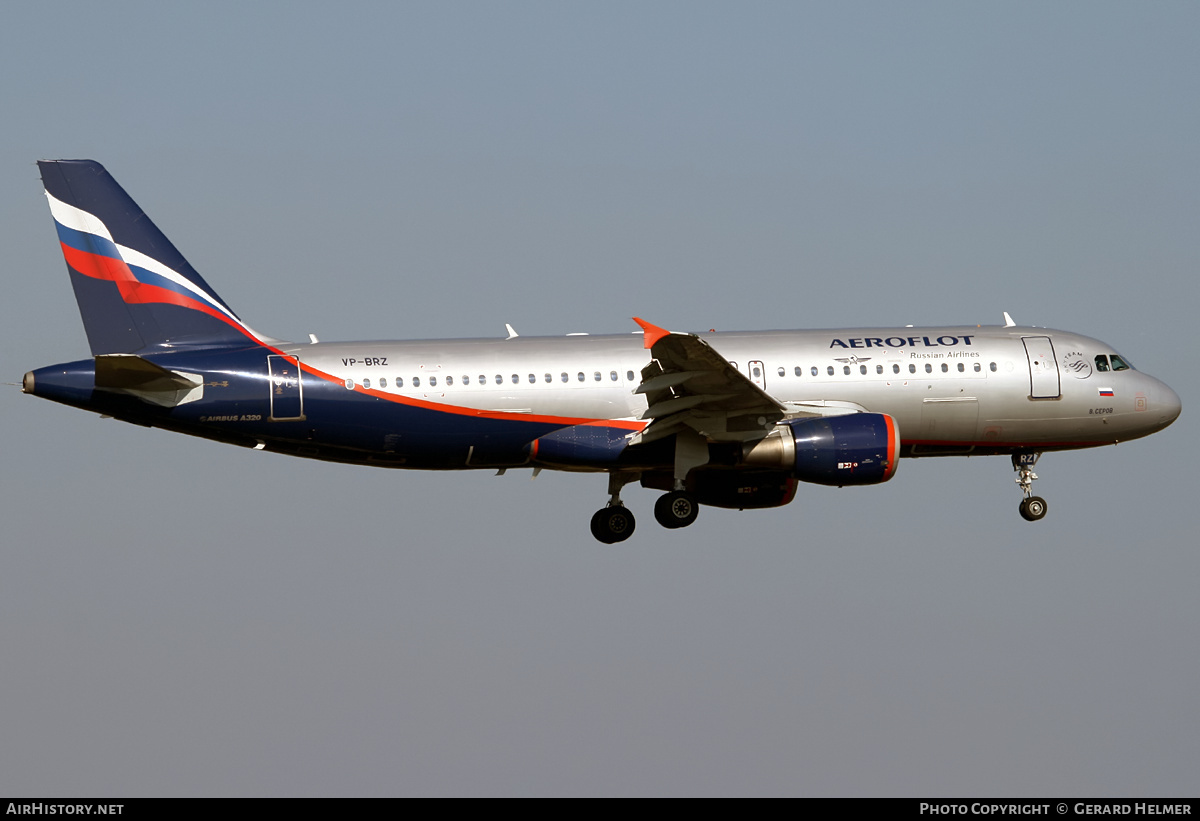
top-left (743, 413), bottom-right (900, 486)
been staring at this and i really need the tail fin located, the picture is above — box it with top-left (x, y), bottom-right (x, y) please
top-left (39, 160), bottom-right (266, 354)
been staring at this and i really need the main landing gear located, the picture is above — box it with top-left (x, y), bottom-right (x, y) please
top-left (589, 473), bottom-right (702, 542)
top-left (590, 506), bottom-right (635, 544)
top-left (591, 472), bottom-right (637, 544)
top-left (654, 490), bottom-right (699, 529)
top-left (1013, 452), bottom-right (1048, 522)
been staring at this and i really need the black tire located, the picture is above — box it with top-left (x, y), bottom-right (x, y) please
top-left (1019, 496), bottom-right (1048, 522)
top-left (590, 506), bottom-right (636, 543)
top-left (654, 491), bottom-right (699, 529)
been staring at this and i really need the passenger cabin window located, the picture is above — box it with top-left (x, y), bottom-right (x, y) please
top-left (909, 364), bottom-right (916, 374)
top-left (795, 366), bottom-right (802, 377)
top-left (859, 365), bottom-right (867, 375)
top-left (362, 378), bottom-right (371, 389)
top-left (876, 365), bottom-right (883, 374)
top-left (812, 367), bottom-right (819, 377)
top-left (495, 374), bottom-right (502, 384)
top-left (827, 366), bottom-right (834, 376)
top-left (413, 376), bottom-right (420, 387)
top-left (380, 377), bottom-right (387, 388)
top-left (577, 372), bottom-right (585, 382)
top-left (446, 376), bottom-right (453, 386)
top-left (893, 365), bottom-right (900, 374)
top-left (511, 374), bottom-right (519, 384)
top-left (925, 364), bottom-right (932, 373)
top-left (397, 377), bottom-right (405, 387)
top-left (778, 367), bottom-right (786, 378)
top-left (752, 366), bottom-right (762, 378)
top-left (611, 371), bottom-right (618, 382)
top-left (594, 372), bottom-right (601, 382)
top-left (345, 379), bottom-right (354, 389)
top-left (544, 373), bottom-right (552, 383)
top-left (989, 362), bottom-right (997, 372)
top-left (463, 375), bottom-right (470, 385)
top-left (957, 363), bottom-right (964, 373)
top-left (940, 363), bottom-right (948, 373)
top-left (429, 376), bottom-right (437, 387)
top-left (973, 363), bottom-right (981, 373)
top-left (626, 371), bottom-right (635, 381)
top-left (528, 374), bottom-right (536, 384)
top-left (561, 372), bottom-right (569, 383)
top-left (843, 366), bottom-right (850, 375)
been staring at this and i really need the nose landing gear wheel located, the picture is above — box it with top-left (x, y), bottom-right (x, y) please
top-left (654, 491), bottom-right (699, 529)
top-left (1019, 496), bottom-right (1048, 522)
top-left (591, 506), bottom-right (636, 543)
top-left (1012, 453), bottom-right (1048, 522)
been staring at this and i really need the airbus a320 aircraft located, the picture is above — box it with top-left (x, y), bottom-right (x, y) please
top-left (24, 160), bottom-right (1182, 542)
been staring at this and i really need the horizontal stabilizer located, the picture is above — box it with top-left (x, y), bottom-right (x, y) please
top-left (94, 354), bottom-right (203, 407)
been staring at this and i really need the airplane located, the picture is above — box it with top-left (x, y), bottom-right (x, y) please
top-left (23, 160), bottom-right (1182, 543)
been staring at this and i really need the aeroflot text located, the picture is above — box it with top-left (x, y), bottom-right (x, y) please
top-left (830, 335), bottom-right (975, 349)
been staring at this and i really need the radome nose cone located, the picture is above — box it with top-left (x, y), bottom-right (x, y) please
top-left (1160, 383), bottom-right (1182, 426)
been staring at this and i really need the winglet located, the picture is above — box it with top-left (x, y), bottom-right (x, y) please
top-left (633, 317), bottom-right (671, 349)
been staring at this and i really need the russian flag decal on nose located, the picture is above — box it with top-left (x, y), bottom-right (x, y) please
top-left (1099, 388), bottom-right (1114, 397)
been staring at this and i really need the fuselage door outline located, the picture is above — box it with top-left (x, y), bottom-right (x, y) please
top-left (268, 354), bottom-right (305, 421)
top-left (1022, 336), bottom-right (1061, 399)
top-left (748, 359), bottom-right (766, 390)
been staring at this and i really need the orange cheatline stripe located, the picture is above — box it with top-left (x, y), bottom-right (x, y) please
top-left (292, 358), bottom-right (648, 429)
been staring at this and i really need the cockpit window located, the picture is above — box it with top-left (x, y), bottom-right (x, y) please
top-left (1096, 354), bottom-right (1133, 372)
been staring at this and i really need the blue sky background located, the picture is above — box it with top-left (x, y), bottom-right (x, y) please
top-left (1, 1), bottom-right (1197, 796)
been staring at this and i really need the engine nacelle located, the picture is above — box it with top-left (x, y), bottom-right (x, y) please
top-left (743, 413), bottom-right (900, 486)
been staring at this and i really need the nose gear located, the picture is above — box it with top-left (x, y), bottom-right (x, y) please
top-left (1012, 452), bottom-right (1048, 522)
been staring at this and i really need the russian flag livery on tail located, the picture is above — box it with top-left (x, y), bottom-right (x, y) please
top-left (24, 160), bottom-right (1182, 542)
top-left (40, 160), bottom-right (262, 354)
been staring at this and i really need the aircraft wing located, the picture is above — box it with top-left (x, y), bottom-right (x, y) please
top-left (630, 318), bottom-right (787, 445)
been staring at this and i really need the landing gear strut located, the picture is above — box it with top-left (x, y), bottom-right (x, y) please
top-left (590, 472), bottom-right (638, 544)
top-left (654, 490), bottom-right (699, 529)
top-left (1013, 452), bottom-right (1048, 522)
